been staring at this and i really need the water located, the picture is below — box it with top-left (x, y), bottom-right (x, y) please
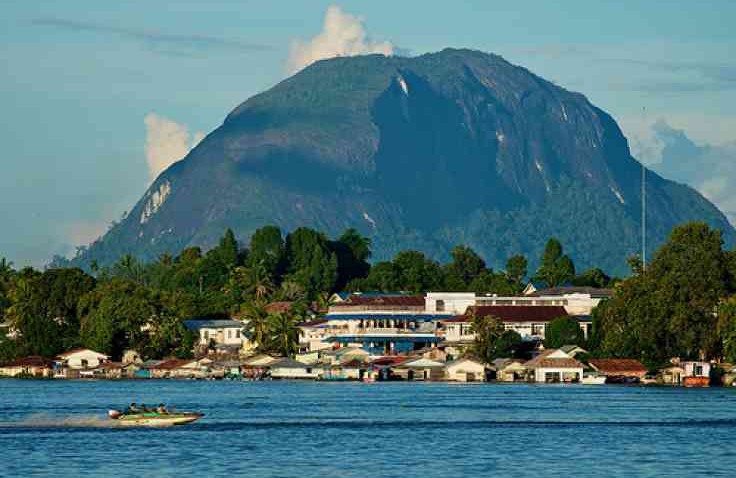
top-left (1, 380), bottom-right (735, 477)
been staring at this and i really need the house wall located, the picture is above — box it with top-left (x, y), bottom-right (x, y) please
top-left (199, 327), bottom-right (243, 346)
top-left (64, 351), bottom-right (108, 369)
top-left (532, 367), bottom-right (583, 383)
top-left (270, 367), bottom-right (320, 379)
top-left (445, 362), bottom-right (485, 382)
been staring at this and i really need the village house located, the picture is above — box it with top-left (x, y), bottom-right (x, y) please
top-left (269, 358), bottom-right (320, 379)
top-left (492, 358), bottom-right (528, 382)
top-left (444, 357), bottom-right (485, 382)
top-left (321, 359), bottom-right (366, 380)
top-left (0, 356), bottom-right (54, 378)
top-left (394, 357), bottom-right (445, 381)
top-left (559, 345), bottom-right (588, 358)
top-left (183, 318), bottom-right (247, 355)
top-left (298, 318), bottom-right (332, 352)
top-left (321, 346), bottom-right (370, 365)
top-left (145, 358), bottom-right (213, 379)
top-left (242, 354), bottom-right (278, 379)
top-left (55, 348), bottom-right (110, 377)
top-left (525, 349), bottom-right (584, 383)
top-left (659, 360), bottom-right (711, 386)
top-left (588, 359), bottom-right (647, 382)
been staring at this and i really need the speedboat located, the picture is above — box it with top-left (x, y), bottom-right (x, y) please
top-left (108, 409), bottom-right (203, 427)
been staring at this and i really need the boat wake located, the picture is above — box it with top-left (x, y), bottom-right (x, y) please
top-left (0, 413), bottom-right (124, 429)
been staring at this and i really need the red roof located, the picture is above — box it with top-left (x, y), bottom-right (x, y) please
top-left (589, 359), bottom-right (647, 374)
top-left (335, 295), bottom-right (425, 307)
top-left (466, 305), bottom-right (569, 323)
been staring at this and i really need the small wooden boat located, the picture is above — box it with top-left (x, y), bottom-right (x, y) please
top-left (108, 410), bottom-right (203, 427)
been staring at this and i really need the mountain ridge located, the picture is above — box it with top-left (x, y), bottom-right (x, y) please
top-left (70, 48), bottom-right (735, 275)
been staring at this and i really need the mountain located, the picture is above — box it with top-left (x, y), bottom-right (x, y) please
top-left (72, 48), bottom-right (735, 276)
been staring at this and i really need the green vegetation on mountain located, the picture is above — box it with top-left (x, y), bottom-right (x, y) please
top-left (62, 49), bottom-right (733, 277)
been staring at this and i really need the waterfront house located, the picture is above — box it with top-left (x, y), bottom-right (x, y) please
top-left (588, 359), bottom-right (647, 382)
top-left (269, 358), bottom-right (320, 379)
top-left (444, 357), bottom-right (485, 382)
top-left (321, 346), bottom-right (370, 365)
top-left (298, 318), bottom-right (332, 352)
top-left (682, 361), bottom-right (711, 387)
top-left (183, 318), bottom-right (247, 354)
top-left (525, 349), bottom-right (584, 383)
top-left (56, 348), bottom-right (109, 371)
top-left (295, 351), bottom-right (320, 364)
top-left (242, 354), bottom-right (278, 379)
top-left (413, 346), bottom-right (448, 362)
top-left (394, 357), bottom-right (445, 381)
top-left (0, 356), bottom-right (54, 377)
top-left (146, 358), bottom-right (211, 379)
top-left (321, 359), bottom-right (366, 380)
top-left (492, 358), bottom-right (528, 382)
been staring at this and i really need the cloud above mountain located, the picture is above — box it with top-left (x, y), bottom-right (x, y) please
top-left (648, 120), bottom-right (736, 225)
top-left (287, 5), bottom-right (393, 74)
top-left (144, 114), bottom-right (204, 181)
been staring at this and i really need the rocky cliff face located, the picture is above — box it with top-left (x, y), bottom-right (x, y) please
top-left (74, 49), bottom-right (735, 275)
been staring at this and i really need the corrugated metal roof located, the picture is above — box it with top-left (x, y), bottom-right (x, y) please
top-left (183, 319), bottom-right (244, 330)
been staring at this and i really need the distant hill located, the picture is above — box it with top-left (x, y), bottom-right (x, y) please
top-left (71, 48), bottom-right (735, 275)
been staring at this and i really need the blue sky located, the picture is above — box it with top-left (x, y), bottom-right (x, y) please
top-left (1, 1), bottom-right (735, 266)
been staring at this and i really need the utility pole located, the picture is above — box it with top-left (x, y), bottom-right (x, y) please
top-left (641, 106), bottom-right (647, 272)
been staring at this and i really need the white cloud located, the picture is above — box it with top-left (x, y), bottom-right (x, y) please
top-left (144, 113), bottom-right (204, 181)
top-left (287, 5), bottom-right (393, 74)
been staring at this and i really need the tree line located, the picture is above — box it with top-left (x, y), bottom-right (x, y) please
top-left (1, 222), bottom-right (734, 368)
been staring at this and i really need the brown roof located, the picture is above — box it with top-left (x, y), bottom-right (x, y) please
top-left (298, 318), bottom-right (328, 327)
top-left (147, 358), bottom-right (196, 370)
top-left (467, 305), bottom-right (569, 323)
top-left (335, 295), bottom-right (425, 307)
top-left (265, 301), bottom-right (293, 314)
top-left (525, 349), bottom-right (583, 369)
top-left (589, 359), bottom-right (647, 374)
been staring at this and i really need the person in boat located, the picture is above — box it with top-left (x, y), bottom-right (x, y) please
top-left (156, 403), bottom-right (168, 414)
top-left (141, 403), bottom-right (151, 413)
top-left (126, 402), bottom-right (140, 414)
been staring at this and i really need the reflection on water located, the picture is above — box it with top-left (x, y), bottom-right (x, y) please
top-left (1, 380), bottom-right (734, 477)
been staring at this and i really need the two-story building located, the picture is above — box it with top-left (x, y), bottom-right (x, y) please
top-left (183, 318), bottom-right (248, 354)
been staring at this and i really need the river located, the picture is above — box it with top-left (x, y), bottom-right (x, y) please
top-left (1, 379), bottom-right (734, 477)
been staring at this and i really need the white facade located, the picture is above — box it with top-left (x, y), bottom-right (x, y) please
top-left (57, 349), bottom-right (109, 369)
top-left (425, 292), bottom-right (603, 316)
top-left (444, 358), bottom-right (485, 382)
top-left (198, 326), bottom-right (243, 346)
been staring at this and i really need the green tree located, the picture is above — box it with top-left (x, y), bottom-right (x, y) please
top-left (494, 330), bottom-right (524, 359)
top-left (284, 227), bottom-right (337, 299)
top-left (7, 268), bottom-right (95, 357)
top-left (470, 314), bottom-right (506, 364)
top-left (78, 279), bottom-right (158, 359)
top-left (240, 299), bottom-right (270, 351)
top-left (573, 268), bottom-right (612, 288)
top-left (268, 312), bottom-right (300, 357)
top-left (392, 250), bottom-right (443, 293)
top-left (331, 228), bottom-right (372, 290)
top-left (535, 238), bottom-right (575, 287)
top-left (719, 297), bottom-right (736, 363)
top-left (544, 316), bottom-right (585, 349)
top-left (248, 226), bottom-right (285, 280)
top-left (505, 255), bottom-right (528, 289)
top-left (444, 245), bottom-right (487, 291)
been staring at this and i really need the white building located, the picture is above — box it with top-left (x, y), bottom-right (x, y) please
top-left (183, 319), bottom-right (247, 349)
top-left (524, 349), bottom-right (584, 383)
top-left (444, 358), bottom-right (486, 382)
top-left (269, 358), bottom-right (320, 379)
top-left (56, 348), bottom-right (109, 369)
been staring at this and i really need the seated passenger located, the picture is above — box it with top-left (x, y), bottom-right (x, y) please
top-left (127, 402), bottom-right (139, 414)
top-left (156, 403), bottom-right (168, 414)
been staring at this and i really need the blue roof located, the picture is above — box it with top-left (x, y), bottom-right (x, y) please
top-left (324, 314), bottom-right (452, 322)
top-left (183, 319), bottom-right (244, 331)
top-left (326, 335), bottom-right (441, 343)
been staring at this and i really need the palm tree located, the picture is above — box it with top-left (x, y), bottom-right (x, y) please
top-left (247, 261), bottom-right (274, 300)
top-left (241, 299), bottom-right (270, 351)
top-left (268, 311), bottom-right (300, 358)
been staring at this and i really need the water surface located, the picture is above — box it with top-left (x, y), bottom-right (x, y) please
top-left (1, 380), bottom-right (734, 477)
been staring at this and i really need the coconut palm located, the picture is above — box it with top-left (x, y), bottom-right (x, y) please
top-left (268, 312), bottom-right (300, 358)
top-left (240, 299), bottom-right (270, 351)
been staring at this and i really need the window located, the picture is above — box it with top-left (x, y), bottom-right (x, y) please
top-left (236, 330), bottom-right (240, 338)
top-left (436, 300), bottom-right (445, 312)
top-left (228, 330), bottom-right (232, 339)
